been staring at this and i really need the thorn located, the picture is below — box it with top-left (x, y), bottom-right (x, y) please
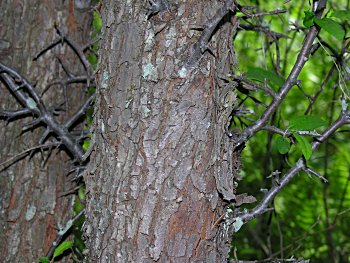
top-left (304, 167), bottom-right (328, 183)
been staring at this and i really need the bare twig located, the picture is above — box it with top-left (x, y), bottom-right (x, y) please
top-left (238, 7), bottom-right (287, 18)
top-left (238, 24), bottom-right (291, 40)
top-left (34, 26), bottom-right (93, 80)
top-left (232, 75), bottom-right (278, 98)
top-left (183, 0), bottom-right (237, 69)
top-left (262, 126), bottom-right (321, 137)
top-left (64, 95), bottom-right (94, 130)
top-left (82, 35), bottom-right (102, 51)
top-left (0, 108), bottom-right (32, 120)
top-left (304, 167), bottom-right (328, 183)
top-left (0, 142), bottom-right (59, 172)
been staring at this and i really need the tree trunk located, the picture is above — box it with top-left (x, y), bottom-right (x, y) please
top-left (0, 1), bottom-right (91, 261)
top-left (85, 1), bottom-right (240, 262)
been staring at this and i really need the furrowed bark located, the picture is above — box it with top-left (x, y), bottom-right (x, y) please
top-left (84, 0), bottom-right (240, 262)
top-left (0, 1), bottom-right (91, 261)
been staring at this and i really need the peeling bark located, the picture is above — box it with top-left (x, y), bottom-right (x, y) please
top-left (85, 1), bottom-right (240, 262)
top-left (0, 1), bottom-right (91, 261)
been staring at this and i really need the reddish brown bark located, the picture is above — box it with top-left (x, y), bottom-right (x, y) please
top-left (0, 1), bottom-right (91, 261)
top-left (84, 1), bottom-right (240, 262)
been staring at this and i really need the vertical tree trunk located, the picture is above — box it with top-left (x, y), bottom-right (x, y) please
top-left (0, 1), bottom-right (91, 261)
top-left (85, 1), bottom-right (240, 262)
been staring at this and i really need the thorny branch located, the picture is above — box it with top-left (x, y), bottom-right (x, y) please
top-left (0, 22), bottom-right (96, 259)
top-left (224, 0), bottom-right (350, 230)
top-left (46, 208), bottom-right (85, 260)
top-left (34, 26), bottom-right (94, 84)
top-left (182, 0), bottom-right (287, 71)
top-left (238, 109), bottom-right (350, 223)
top-left (0, 27), bottom-right (96, 163)
top-left (0, 142), bottom-right (60, 172)
top-left (184, 0), bottom-right (237, 69)
top-left (234, 22), bottom-right (324, 149)
top-left (0, 63), bottom-right (88, 162)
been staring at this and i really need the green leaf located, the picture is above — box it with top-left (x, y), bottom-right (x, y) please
top-left (303, 11), bottom-right (315, 27)
top-left (86, 107), bottom-right (94, 125)
top-left (246, 67), bottom-right (285, 87)
top-left (330, 10), bottom-right (350, 20)
top-left (87, 86), bottom-right (96, 96)
top-left (288, 115), bottom-right (326, 131)
top-left (92, 11), bottom-right (102, 32)
top-left (314, 17), bottom-right (345, 40)
top-left (294, 133), bottom-right (312, 160)
top-left (88, 53), bottom-right (98, 69)
top-left (38, 257), bottom-right (50, 263)
top-left (53, 241), bottom-right (74, 259)
top-left (276, 136), bottom-right (291, 154)
top-left (74, 196), bottom-right (84, 214)
top-left (78, 186), bottom-right (86, 201)
top-left (74, 235), bottom-right (86, 253)
top-left (82, 140), bottom-right (90, 151)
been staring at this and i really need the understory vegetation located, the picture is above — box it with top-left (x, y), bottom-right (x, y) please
top-left (231, 1), bottom-right (350, 261)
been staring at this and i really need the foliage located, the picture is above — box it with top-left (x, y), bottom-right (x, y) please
top-left (70, 6), bottom-right (101, 261)
top-left (247, 67), bottom-right (285, 87)
top-left (231, 0), bottom-right (350, 262)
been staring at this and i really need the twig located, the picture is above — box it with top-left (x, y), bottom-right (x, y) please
top-left (41, 74), bottom-right (93, 97)
top-left (55, 27), bottom-right (93, 80)
top-left (234, 0), bottom-right (327, 150)
top-left (262, 126), bottom-right (321, 137)
top-left (239, 109), bottom-right (349, 223)
top-left (34, 26), bottom-right (93, 80)
top-left (304, 167), bottom-right (328, 183)
top-left (282, 1), bottom-right (307, 75)
top-left (305, 65), bottom-right (336, 115)
top-left (64, 95), bottom-right (94, 130)
top-left (0, 63), bottom-right (86, 162)
top-left (238, 7), bottom-right (287, 18)
top-left (0, 142), bottom-right (59, 172)
top-left (233, 75), bottom-right (278, 98)
top-left (46, 208), bottom-right (85, 259)
top-left (211, 213), bottom-right (226, 230)
top-left (0, 108), bottom-right (32, 120)
top-left (238, 24), bottom-right (290, 40)
top-left (82, 35), bottom-right (102, 51)
top-left (183, 0), bottom-right (237, 69)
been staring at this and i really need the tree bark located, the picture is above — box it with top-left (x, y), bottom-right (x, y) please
top-left (85, 1), bottom-right (240, 262)
top-left (0, 1), bottom-right (91, 261)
